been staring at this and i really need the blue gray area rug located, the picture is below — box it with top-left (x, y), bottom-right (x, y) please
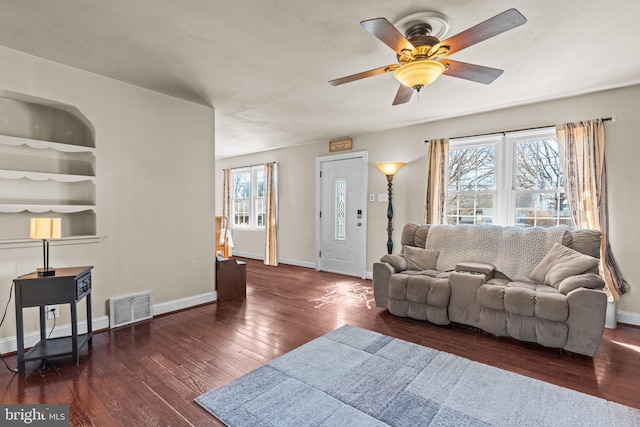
top-left (196, 325), bottom-right (640, 426)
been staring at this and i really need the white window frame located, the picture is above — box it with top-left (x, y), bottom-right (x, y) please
top-left (448, 126), bottom-right (569, 228)
top-left (231, 165), bottom-right (266, 230)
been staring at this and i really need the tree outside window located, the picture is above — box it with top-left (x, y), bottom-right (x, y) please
top-left (447, 144), bottom-right (496, 225)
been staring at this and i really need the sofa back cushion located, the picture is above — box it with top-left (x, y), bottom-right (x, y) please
top-left (403, 246), bottom-right (440, 271)
top-left (529, 243), bottom-right (600, 287)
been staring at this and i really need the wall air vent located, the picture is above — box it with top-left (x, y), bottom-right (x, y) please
top-left (108, 291), bottom-right (153, 329)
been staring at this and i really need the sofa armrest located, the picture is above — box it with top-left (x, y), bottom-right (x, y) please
top-left (373, 262), bottom-right (394, 309)
top-left (448, 270), bottom-right (491, 327)
top-left (558, 273), bottom-right (605, 295)
top-left (564, 287), bottom-right (607, 356)
top-left (454, 261), bottom-right (495, 279)
top-left (380, 254), bottom-right (407, 272)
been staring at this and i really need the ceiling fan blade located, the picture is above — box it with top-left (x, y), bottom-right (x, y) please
top-left (392, 84), bottom-right (414, 105)
top-left (361, 18), bottom-right (415, 55)
top-left (441, 60), bottom-right (504, 84)
top-left (329, 65), bottom-right (398, 86)
top-left (435, 9), bottom-right (526, 57)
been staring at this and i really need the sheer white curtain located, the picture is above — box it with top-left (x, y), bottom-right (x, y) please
top-left (556, 119), bottom-right (627, 300)
top-left (264, 162), bottom-right (278, 266)
top-left (424, 138), bottom-right (449, 224)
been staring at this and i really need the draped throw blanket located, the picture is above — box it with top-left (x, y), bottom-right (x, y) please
top-left (425, 224), bottom-right (568, 281)
top-left (424, 138), bottom-right (449, 224)
top-left (556, 120), bottom-right (627, 300)
top-left (264, 162), bottom-right (278, 266)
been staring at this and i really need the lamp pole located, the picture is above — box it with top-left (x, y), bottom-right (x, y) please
top-left (385, 174), bottom-right (394, 254)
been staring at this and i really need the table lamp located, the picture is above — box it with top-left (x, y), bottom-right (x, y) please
top-left (30, 218), bottom-right (61, 276)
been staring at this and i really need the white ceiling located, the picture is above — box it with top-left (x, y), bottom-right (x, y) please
top-left (1, 1), bottom-right (639, 158)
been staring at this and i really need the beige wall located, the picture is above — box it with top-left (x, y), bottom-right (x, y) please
top-left (217, 84), bottom-right (640, 321)
top-left (0, 47), bottom-right (216, 342)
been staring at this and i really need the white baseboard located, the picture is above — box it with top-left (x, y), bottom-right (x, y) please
top-left (231, 251), bottom-right (316, 269)
top-left (0, 291), bottom-right (218, 356)
top-left (617, 310), bottom-right (640, 327)
top-left (153, 291), bottom-right (217, 316)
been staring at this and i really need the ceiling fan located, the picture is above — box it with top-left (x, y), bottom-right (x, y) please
top-left (329, 9), bottom-right (527, 105)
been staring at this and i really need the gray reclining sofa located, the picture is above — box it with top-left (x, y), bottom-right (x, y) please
top-left (372, 223), bottom-right (607, 356)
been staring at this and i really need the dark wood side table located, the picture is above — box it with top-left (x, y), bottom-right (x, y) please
top-left (14, 266), bottom-right (93, 375)
top-left (216, 257), bottom-right (246, 301)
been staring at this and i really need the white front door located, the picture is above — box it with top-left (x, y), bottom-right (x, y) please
top-left (317, 153), bottom-right (367, 278)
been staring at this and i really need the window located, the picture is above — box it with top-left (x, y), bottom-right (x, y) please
top-left (446, 128), bottom-right (572, 228)
top-left (335, 179), bottom-right (346, 240)
top-left (232, 165), bottom-right (266, 228)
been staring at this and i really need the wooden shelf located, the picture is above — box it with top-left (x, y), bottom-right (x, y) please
top-left (0, 204), bottom-right (96, 213)
top-left (0, 134), bottom-right (95, 154)
top-left (0, 169), bottom-right (96, 183)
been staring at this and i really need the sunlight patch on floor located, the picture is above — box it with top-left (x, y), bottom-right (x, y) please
top-left (611, 340), bottom-right (640, 354)
top-left (309, 282), bottom-right (375, 309)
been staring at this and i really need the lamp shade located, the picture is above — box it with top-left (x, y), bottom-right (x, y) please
top-left (394, 60), bottom-right (445, 90)
top-left (30, 218), bottom-right (62, 240)
top-left (374, 162), bottom-right (406, 176)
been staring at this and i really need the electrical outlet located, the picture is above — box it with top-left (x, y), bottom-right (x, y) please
top-left (46, 305), bottom-right (59, 319)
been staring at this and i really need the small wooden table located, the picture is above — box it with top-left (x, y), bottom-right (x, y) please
top-left (13, 266), bottom-right (93, 375)
top-left (216, 257), bottom-right (246, 301)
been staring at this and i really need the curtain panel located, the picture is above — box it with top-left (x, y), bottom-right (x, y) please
top-left (264, 162), bottom-right (278, 266)
top-left (222, 168), bottom-right (231, 220)
top-left (424, 138), bottom-right (449, 224)
top-left (556, 119), bottom-right (627, 300)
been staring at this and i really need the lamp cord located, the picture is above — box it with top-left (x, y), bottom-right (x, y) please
top-left (0, 282), bottom-right (19, 373)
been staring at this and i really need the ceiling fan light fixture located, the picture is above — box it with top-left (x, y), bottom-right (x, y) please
top-left (394, 60), bottom-right (445, 90)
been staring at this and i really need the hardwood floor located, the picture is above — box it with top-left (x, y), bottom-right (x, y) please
top-left (2, 258), bottom-right (639, 426)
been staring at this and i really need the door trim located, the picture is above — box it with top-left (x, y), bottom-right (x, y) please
top-left (315, 151), bottom-right (368, 279)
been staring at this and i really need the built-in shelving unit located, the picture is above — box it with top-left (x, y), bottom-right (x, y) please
top-left (0, 93), bottom-right (97, 242)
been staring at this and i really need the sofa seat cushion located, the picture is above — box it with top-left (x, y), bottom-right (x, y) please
top-left (478, 284), bottom-right (506, 311)
top-left (535, 292), bottom-right (569, 321)
top-left (480, 281), bottom-right (566, 320)
top-left (504, 285), bottom-right (536, 316)
top-left (388, 274), bottom-right (451, 325)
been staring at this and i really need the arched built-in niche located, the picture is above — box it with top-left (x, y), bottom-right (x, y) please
top-left (0, 91), bottom-right (96, 241)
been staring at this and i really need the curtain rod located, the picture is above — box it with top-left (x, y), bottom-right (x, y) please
top-left (229, 162), bottom-right (277, 170)
top-left (424, 117), bottom-right (613, 143)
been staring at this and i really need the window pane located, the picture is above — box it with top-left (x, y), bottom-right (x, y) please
top-left (255, 169), bottom-right (265, 198)
top-left (335, 179), bottom-right (346, 240)
top-left (515, 139), bottom-right (561, 190)
top-left (447, 144), bottom-right (495, 225)
top-left (233, 171), bottom-right (251, 198)
top-left (234, 199), bottom-right (249, 226)
top-left (449, 145), bottom-right (495, 192)
top-left (446, 194), bottom-right (493, 225)
top-left (255, 198), bottom-right (266, 227)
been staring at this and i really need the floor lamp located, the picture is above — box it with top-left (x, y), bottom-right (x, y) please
top-left (374, 162), bottom-right (405, 254)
